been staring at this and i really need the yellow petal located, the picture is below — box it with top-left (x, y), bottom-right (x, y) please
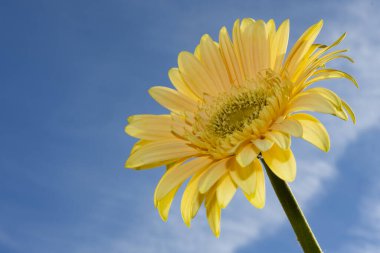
top-left (154, 156), bottom-right (213, 201)
top-left (266, 19), bottom-right (276, 39)
top-left (157, 184), bottom-right (181, 221)
top-left (291, 44), bottom-right (322, 83)
top-left (130, 139), bottom-right (151, 154)
top-left (178, 51), bottom-right (219, 96)
top-left (127, 114), bottom-right (171, 124)
top-left (267, 19), bottom-right (276, 68)
top-left (219, 26), bottom-right (244, 86)
top-left (126, 139), bottom-right (198, 169)
top-left (318, 51), bottom-right (354, 66)
top-left (232, 19), bottom-right (248, 81)
top-left (216, 175), bottom-right (237, 209)
top-left (125, 114), bottom-right (174, 140)
top-left (149, 86), bottom-right (197, 113)
top-left (305, 50), bottom-right (351, 75)
top-left (205, 189), bottom-right (221, 238)
top-left (154, 162), bottom-right (180, 207)
top-left (265, 130), bottom-right (291, 149)
top-left (342, 99), bottom-right (356, 124)
top-left (290, 113), bottom-right (330, 152)
top-left (287, 92), bottom-right (347, 120)
top-left (229, 159), bottom-right (257, 195)
top-left (305, 68), bottom-right (358, 88)
top-left (198, 158), bottom-right (229, 194)
top-left (194, 44), bottom-right (201, 60)
top-left (308, 33), bottom-right (346, 63)
top-left (241, 20), bottom-right (270, 79)
top-left (244, 163), bottom-right (266, 209)
top-left (240, 19), bottom-right (256, 81)
top-left (241, 18), bottom-right (255, 31)
top-left (252, 137), bottom-right (274, 152)
top-left (236, 142), bottom-right (258, 167)
top-left (271, 19), bottom-right (289, 72)
top-left (168, 68), bottom-right (199, 100)
top-left (302, 87), bottom-right (343, 109)
top-left (181, 170), bottom-right (206, 226)
top-left (206, 202), bottom-right (221, 237)
top-left (251, 20), bottom-right (269, 71)
top-left (270, 118), bottom-right (303, 137)
top-left (170, 113), bottom-right (192, 137)
top-left (262, 144), bottom-right (296, 182)
top-left (199, 34), bottom-right (230, 91)
top-left (285, 20), bottom-right (323, 78)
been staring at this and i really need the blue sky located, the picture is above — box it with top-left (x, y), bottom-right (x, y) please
top-left (0, 0), bottom-right (379, 252)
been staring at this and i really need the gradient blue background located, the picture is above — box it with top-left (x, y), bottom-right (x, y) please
top-left (1, 0), bottom-right (379, 252)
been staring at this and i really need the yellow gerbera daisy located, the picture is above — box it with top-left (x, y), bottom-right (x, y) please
top-left (125, 18), bottom-right (356, 237)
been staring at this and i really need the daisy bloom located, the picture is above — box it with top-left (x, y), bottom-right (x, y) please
top-left (125, 18), bottom-right (357, 237)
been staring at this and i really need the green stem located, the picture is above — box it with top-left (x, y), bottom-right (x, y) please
top-left (261, 158), bottom-right (323, 253)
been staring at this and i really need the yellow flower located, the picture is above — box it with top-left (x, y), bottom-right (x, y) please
top-left (125, 18), bottom-right (357, 237)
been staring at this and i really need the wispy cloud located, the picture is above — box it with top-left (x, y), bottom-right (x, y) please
top-left (323, 1), bottom-right (380, 251)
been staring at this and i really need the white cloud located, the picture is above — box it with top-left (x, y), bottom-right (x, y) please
top-left (323, 0), bottom-right (380, 150)
top-left (335, 194), bottom-right (380, 253)
top-left (326, 1), bottom-right (380, 252)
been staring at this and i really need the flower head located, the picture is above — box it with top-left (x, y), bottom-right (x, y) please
top-left (125, 18), bottom-right (357, 237)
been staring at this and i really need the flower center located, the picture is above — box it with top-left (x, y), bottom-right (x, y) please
top-left (207, 89), bottom-right (268, 138)
top-left (188, 69), bottom-right (287, 158)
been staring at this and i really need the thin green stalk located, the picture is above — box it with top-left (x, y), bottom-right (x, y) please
top-left (261, 158), bottom-right (323, 253)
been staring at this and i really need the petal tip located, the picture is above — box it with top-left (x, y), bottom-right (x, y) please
top-left (158, 211), bottom-right (168, 222)
top-left (125, 155), bottom-right (142, 169)
top-left (168, 67), bottom-right (176, 76)
top-left (201, 34), bottom-right (212, 42)
top-left (198, 185), bottom-right (208, 195)
top-left (211, 227), bottom-right (221, 238)
top-left (178, 51), bottom-right (191, 60)
top-left (258, 203), bottom-right (265, 209)
top-left (147, 86), bottom-right (158, 97)
top-left (184, 219), bottom-right (191, 228)
top-left (127, 115), bottom-right (134, 123)
top-left (286, 174), bottom-right (296, 183)
top-left (124, 125), bottom-right (132, 136)
top-left (235, 156), bottom-right (251, 168)
top-left (220, 26), bottom-right (228, 34)
top-left (124, 158), bottom-right (134, 169)
top-left (255, 201), bottom-right (265, 209)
